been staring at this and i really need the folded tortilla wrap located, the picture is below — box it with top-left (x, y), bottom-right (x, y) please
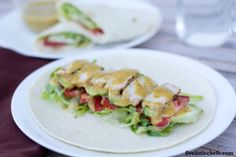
top-left (34, 22), bottom-right (94, 52)
top-left (56, 0), bottom-right (162, 44)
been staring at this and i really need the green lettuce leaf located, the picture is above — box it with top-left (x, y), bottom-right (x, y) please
top-left (114, 106), bottom-right (140, 125)
top-left (132, 123), bottom-right (177, 137)
top-left (41, 84), bottom-right (71, 107)
top-left (94, 109), bottom-right (112, 116)
top-left (171, 104), bottom-right (203, 124)
top-left (181, 92), bottom-right (203, 104)
top-left (50, 67), bottom-right (61, 78)
top-left (74, 104), bottom-right (89, 117)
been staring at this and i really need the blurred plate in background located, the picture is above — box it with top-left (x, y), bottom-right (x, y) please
top-left (0, 8), bottom-right (161, 59)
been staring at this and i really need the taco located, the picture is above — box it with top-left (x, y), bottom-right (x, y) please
top-left (28, 59), bottom-right (216, 153)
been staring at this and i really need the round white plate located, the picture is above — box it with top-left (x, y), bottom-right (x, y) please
top-left (11, 49), bottom-right (236, 157)
top-left (0, 6), bottom-right (161, 59)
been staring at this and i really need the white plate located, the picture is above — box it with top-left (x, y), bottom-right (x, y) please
top-left (0, 7), bottom-right (161, 59)
top-left (11, 49), bottom-right (236, 157)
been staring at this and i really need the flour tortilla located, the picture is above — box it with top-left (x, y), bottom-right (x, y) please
top-left (28, 57), bottom-right (216, 153)
top-left (56, 0), bottom-right (161, 44)
top-left (34, 22), bottom-right (94, 53)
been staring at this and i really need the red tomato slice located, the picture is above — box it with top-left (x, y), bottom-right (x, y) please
top-left (136, 103), bottom-right (142, 113)
top-left (64, 89), bottom-right (79, 98)
top-left (156, 117), bottom-right (171, 128)
top-left (44, 38), bottom-right (66, 48)
top-left (94, 96), bottom-right (105, 112)
top-left (173, 95), bottom-right (189, 111)
top-left (91, 28), bottom-right (104, 35)
top-left (103, 98), bottom-right (117, 110)
top-left (80, 92), bottom-right (89, 103)
top-left (79, 22), bottom-right (104, 35)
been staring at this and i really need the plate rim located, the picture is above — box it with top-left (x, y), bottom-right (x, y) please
top-left (11, 48), bottom-right (236, 157)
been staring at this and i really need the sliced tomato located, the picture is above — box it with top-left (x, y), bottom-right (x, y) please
top-left (103, 98), bottom-right (117, 110)
top-left (80, 92), bottom-right (89, 103)
top-left (173, 95), bottom-right (189, 112)
top-left (64, 89), bottom-right (79, 98)
top-left (79, 22), bottom-right (104, 35)
top-left (94, 96), bottom-right (105, 112)
top-left (44, 38), bottom-right (66, 48)
top-left (156, 116), bottom-right (171, 128)
top-left (136, 103), bottom-right (143, 113)
top-left (91, 28), bottom-right (104, 35)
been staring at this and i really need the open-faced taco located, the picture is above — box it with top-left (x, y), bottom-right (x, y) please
top-left (28, 59), bottom-right (216, 153)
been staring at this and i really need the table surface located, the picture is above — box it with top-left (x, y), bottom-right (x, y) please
top-left (0, 0), bottom-right (235, 156)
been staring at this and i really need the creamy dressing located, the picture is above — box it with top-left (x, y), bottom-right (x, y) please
top-left (55, 60), bottom-right (185, 120)
top-left (145, 95), bottom-right (167, 104)
top-left (61, 60), bottom-right (89, 74)
top-left (121, 76), bottom-right (156, 106)
top-left (161, 102), bottom-right (176, 116)
top-left (56, 60), bottom-right (102, 88)
top-left (90, 72), bottom-right (112, 87)
top-left (152, 87), bottom-right (175, 100)
top-left (142, 84), bottom-right (180, 125)
top-left (103, 69), bottom-right (138, 106)
top-left (175, 105), bottom-right (191, 116)
top-left (88, 72), bottom-right (113, 94)
top-left (105, 69), bottom-right (138, 91)
top-left (73, 63), bottom-right (103, 87)
top-left (57, 74), bottom-right (75, 89)
top-left (163, 83), bottom-right (180, 95)
top-left (124, 81), bottom-right (143, 105)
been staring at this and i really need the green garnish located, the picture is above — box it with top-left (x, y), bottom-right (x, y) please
top-left (61, 3), bottom-right (100, 30)
top-left (94, 109), bottom-right (112, 115)
top-left (181, 92), bottom-right (204, 104)
top-left (41, 84), bottom-right (71, 107)
top-left (74, 104), bottom-right (89, 117)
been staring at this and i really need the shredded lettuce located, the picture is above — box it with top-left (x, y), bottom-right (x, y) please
top-left (146, 123), bottom-right (176, 136)
top-left (128, 112), bottom-right (140, 126)
top-left (130, 113), bottom-right (179, 136)
top-left (111, 106), bottom-right (177, 136)
top-left (74, 104), bottom-right (89, 117)
top-left (50, 67), bottom-right (61, 78)
top-left (113, 106), bottom-right (140, 125)
top-left (41, 84), bottom-right (71, 107)
top-left (94, 109), bottom-right (112, 116)
top-left (129, 92), bottom-right (204, 136)
top-left (42, 81), bottom-right (204, 137)
top-left (172, 104), bottom-right (203, 124)
top-left (61, 3), bottom-right (99, 30)
top-left (132, 122), bottom-right (177, 137)
top-left (118, 105), bottom-right (136, 113)
top-left (86, 86), bottom-right (108, 97)
top-left (58, 77), bottom-right (74, 89)
top-left (140, 114), bottom-right (151, 126)
top-left (143, 106), bottom-right (152, 117)
top-left (181, 92), bottom-right (203, 104)
top-left (131, 114), bottom-right (150, 133)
